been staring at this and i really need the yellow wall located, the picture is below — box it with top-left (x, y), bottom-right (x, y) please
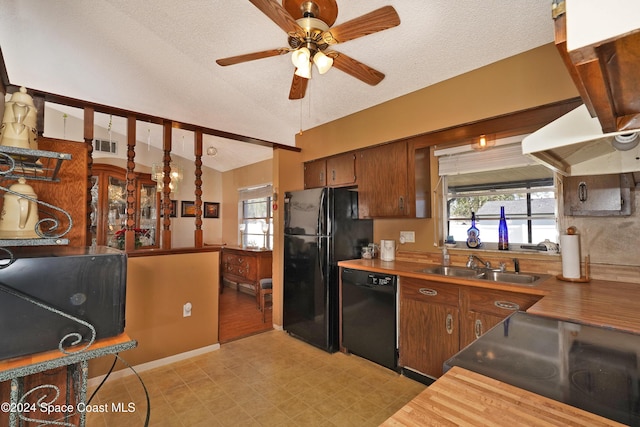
top-left (89, 251), bottom-right (219, 377)
top-left (276, 43), bottom-right (579, 255)
top-left (220, 159), bottom-right (273, 245)
top-left (295, 44), bottom-right (578, 161)
top-left (272, 148), bottom-right (304, 326)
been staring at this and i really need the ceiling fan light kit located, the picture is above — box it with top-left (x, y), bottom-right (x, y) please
top-left (216, 0), bottom-right (400, 99)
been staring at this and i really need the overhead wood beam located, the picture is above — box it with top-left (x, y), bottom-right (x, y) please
top-left (4, 84), bottom-right (300, 152)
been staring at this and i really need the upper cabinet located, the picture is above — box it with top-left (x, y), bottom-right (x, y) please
top-left (326, 152), bottom-right (356, 187)
top-left (91, 164), bottom-right (160, 249)
top-left (554, 1), bottom-right (640, 132)
top-left (304, 137), bottom-right (431, 218)
top-left (356, 136), bottom-right (431, 219)
top-left (304, 152), bottom-right (356, 189)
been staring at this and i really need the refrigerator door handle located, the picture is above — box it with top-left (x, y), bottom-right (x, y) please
top-left (318, 237), bottom-right (327, 285)
top-left (319, 188), bottom-right (328, 236)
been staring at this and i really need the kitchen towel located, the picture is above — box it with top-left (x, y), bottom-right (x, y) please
top-left (560, 234), bottom-right (581, 278)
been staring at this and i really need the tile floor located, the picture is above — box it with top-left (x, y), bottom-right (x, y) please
top-left (86, 330), bottom-right (427, 426)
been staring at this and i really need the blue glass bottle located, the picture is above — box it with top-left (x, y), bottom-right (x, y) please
top-left (466, 211), bottom-right (481, 248)
top-left (498, 206), bottom-right (509, 250)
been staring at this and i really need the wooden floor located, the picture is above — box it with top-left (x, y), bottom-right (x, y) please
top-left (218, 285), bottom-right (272, 343)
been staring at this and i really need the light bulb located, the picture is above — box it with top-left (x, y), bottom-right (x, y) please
top-left (479, 135), bottom-right (487, 148)
top-left (291, 47), bottom-right (310, 68)
top-left (294, 61), bottom-right (312, 79)
top-left (313, 51), bottom-right (333, 74)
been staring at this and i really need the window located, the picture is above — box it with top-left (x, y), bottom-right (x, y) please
top-left (437, 138), bottom-right (558, 248)
top-left (238, 185), bottom-right (273, 249)
top-left (446, 179), bottom-right (556, 245)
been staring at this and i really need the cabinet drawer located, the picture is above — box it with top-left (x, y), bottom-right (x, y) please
top-left (464, 288), bottom-right (540, 316)
top-left (401, 277), bottom-right (459, 307)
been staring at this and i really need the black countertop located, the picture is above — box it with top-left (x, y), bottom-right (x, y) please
top-left (445, 312), bottom-right (640, 426)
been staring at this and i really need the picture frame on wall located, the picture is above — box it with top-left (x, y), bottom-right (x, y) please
top-left (160, 199), bottom-right (177, 218)
top-left (204, 202), bottom-right (220, 218)
top-left (181, 201), bottom-right (196, 217)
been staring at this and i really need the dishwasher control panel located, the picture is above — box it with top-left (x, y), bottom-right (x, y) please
top-left (368, 273), bottom-right (396, 286)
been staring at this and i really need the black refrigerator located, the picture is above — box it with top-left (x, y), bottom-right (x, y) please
top-left (283, 187), bottom-right (372, 353)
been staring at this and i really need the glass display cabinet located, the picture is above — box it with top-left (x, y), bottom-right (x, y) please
top-left (91, 164), bottom-right (160, 249)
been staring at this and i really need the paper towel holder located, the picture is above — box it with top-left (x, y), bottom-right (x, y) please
top-left (556, 254), bottom-right (590, 283)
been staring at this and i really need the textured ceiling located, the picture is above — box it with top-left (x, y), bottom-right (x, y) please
top-left (0, 1), bottom-right (555, 171)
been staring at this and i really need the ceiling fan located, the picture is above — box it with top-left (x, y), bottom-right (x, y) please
top-left (216, 0), bottom-right (400, 100)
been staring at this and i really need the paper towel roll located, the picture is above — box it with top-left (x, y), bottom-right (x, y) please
top-left (560, 234), bottom-right (581, 278)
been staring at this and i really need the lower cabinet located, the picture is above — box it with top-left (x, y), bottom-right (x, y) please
top-left (399, 278), bottom-right (460, 378)
top-left (398, 276), bottom-right (542, 379)
top-left (459, 287), bottom-right (541, 349)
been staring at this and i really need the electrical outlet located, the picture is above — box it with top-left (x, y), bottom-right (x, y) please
top-left (183, 302), bottom-right (192, 317)
top-left (400, 231), bottom-right (415, 243)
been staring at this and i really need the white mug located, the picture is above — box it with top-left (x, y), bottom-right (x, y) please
top-left (380, 239), bottom-right (396, 261)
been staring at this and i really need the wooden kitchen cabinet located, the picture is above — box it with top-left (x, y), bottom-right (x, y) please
top-left (356, 136), bottom-right (430, 218)
top-left (399, 275), bottom-right (542, 379)
top-left (304, 159), bottom-right (326, 188)
top-left (91, 164), bottom-right (160, 249)
top-left (399, 277), bottom-right (460, 378)
top-left (459, 287), bottom-right (541, 349)
top-left (304, 152), bottom-right (356, 188)
top-left (357, 141), bottom-right (408, 217)
top-left (326, 152), bottom-right (356, 187)
top-left (553, 8), bottom-right (640, 132)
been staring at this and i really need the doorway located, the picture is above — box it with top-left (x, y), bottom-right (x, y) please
top-left (218, 281), bottom-right (272, 343)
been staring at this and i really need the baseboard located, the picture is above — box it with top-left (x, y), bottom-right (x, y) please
top-left (401, 367), bottom-right (436, 386)
top-left (88, 343), bottom-right (221, 387)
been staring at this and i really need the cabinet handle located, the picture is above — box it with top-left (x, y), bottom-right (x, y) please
top-left (474, 319), bottom-right (483, 338)
top-left (320, 171), bottom-right (324, 183)
top-left (578, 181), bottom-right (588, 202)
top-left (331, 170), bottom-right (336, 182)
top-left (494, 300), bottom-right (520, 311)
top-left (419, 288), bottom-right (437, 296)
top-left (399, 196), bottom-right (405, 211)
top-left (446, 313), bottom-right (454, 335)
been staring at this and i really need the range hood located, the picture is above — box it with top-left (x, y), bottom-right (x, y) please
top-left (522, 104), bottom-right (640, 176)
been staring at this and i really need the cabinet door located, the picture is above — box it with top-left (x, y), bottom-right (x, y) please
top-left (105, 174), bottom-right (127, 249)
top-left (399, 278), bottom-right (460, 378)
top-left (357, 141), bottom-right (408, 217)
top-left (461, 311), bottom-right (505, 349)
top-left (326, 152), bottom-right (356, 187)
top-left (400, 298), bottom-right (459, 378)
top-left (304, 159), bottom-right (326, 188)
top-left (137, 177), bottom-right (160, 248)
top-left (460, 288), bottom-right (541, 348)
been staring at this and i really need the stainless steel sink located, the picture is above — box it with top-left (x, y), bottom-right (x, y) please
top-left (418, 266), bottom-right (484, 278)
top-left (480, 271), bottom-right (545, 285)
top-left (418, 265), bottom-right (548, 286)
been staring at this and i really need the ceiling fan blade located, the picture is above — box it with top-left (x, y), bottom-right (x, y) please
top-left (330, 52), bottom-right (385, 86)
top-left (289, 73), bottom-right (308, 99)
top-left (322, 6), bottom-right (400, 45)
top-left (249, 0), bottom-right (303, 35)
top-left (216, 48), bottom-right (289, 66)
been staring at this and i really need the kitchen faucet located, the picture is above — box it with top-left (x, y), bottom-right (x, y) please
top-left (466, 254), bottom-right (491, 269)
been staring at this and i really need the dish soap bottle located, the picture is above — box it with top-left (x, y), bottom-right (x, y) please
top-left (498, 206), bottom-right (509, 250)
top-left (466, 211), bottom-right (481, 248)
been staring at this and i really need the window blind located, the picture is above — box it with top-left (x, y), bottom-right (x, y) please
top-left (238, 184), bottom-right (272, 201)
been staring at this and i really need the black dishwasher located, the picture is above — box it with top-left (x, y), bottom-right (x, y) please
top-left (341, 268), bottom-right (398, 371)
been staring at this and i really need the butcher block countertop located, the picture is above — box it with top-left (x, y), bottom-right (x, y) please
top-left (338, 258), bottom-right (640, 335)
top-left (381, 366), bottom-right (625, 427)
